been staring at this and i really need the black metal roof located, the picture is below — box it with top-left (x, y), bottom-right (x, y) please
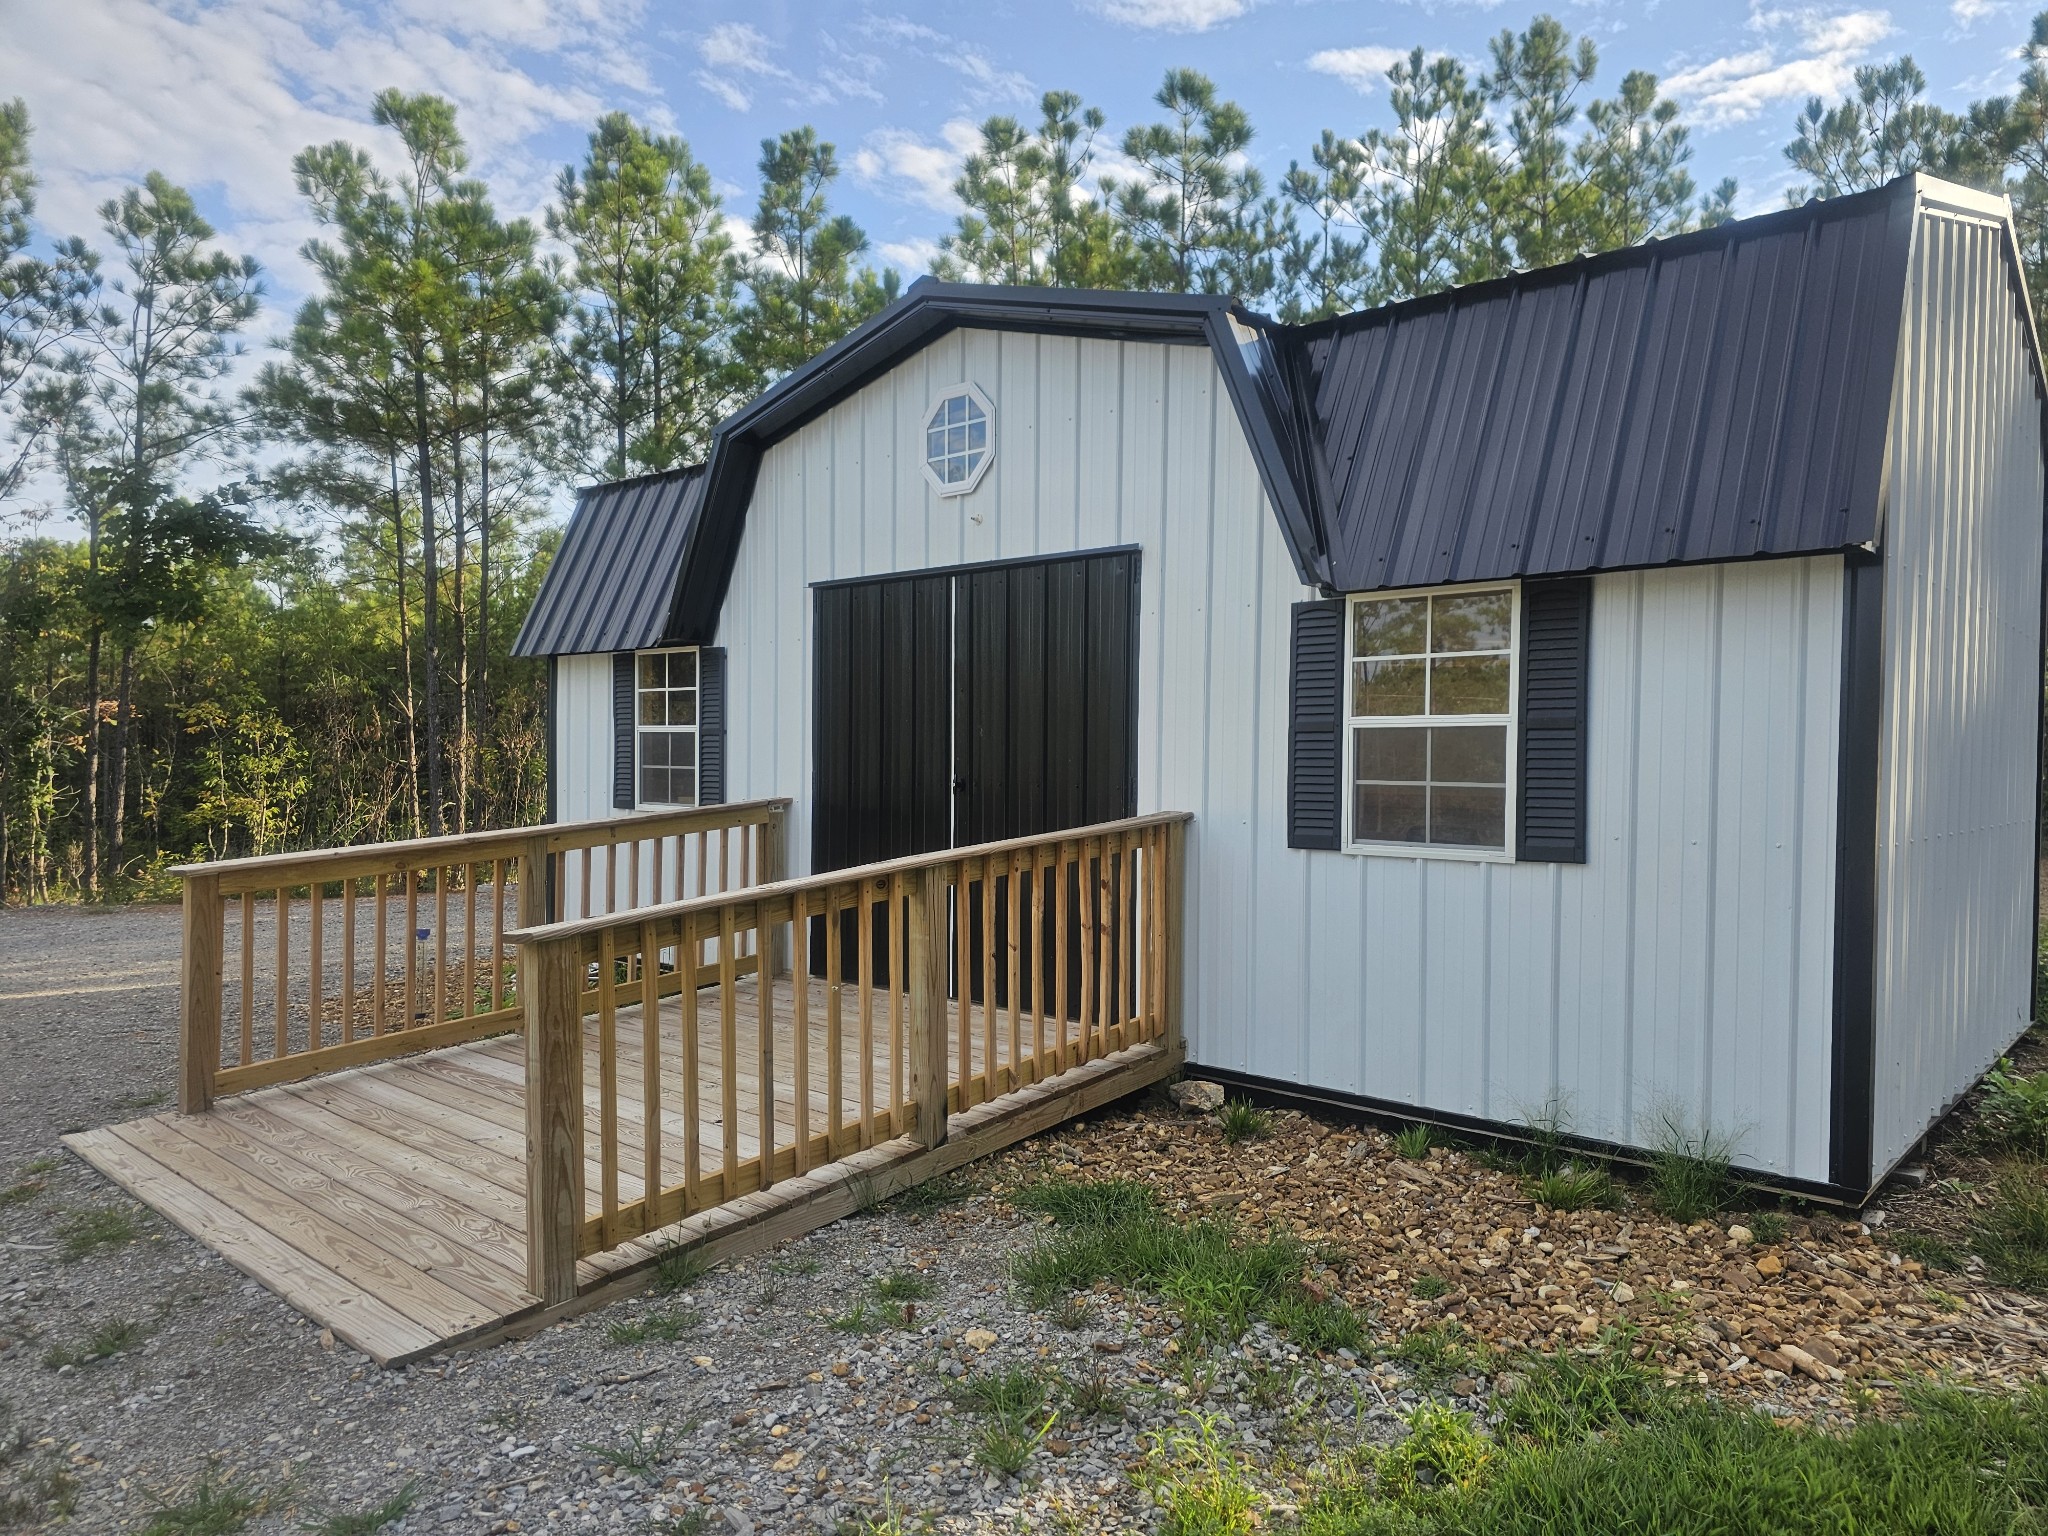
top-left (512, 466), bottom-right (704, 657)
top-left (517, 174), bottom-right (2038, 657)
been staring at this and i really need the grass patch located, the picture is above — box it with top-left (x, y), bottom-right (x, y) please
top-left (1385, 1321), bottom-right (1491, 1386)
top-left (829, 1297), bottom-right (887, 1335)
top-left (872, 1269), bottom-right (934, 1303)
top-left (1011, 1177), bottom-right (1157, 1227)
top-left (1410, 1273), bottom-right (1450, 1300)
top-left (605, 1306), bottom-right (699, 1346)
top-left (1981, 1058), bottom-right (2048, 1157)
top-left (1393, 1124), bottom-right (1434, 1160)
top-left (1297, 1381), bottom-right (2048, 1535)
top-left (1266, 1287), bottom-right (1371, 1354)
top-left (139, 1467), bottom-right (266, 1535)
top-left (1218, 1099), bottom-right (1272, 1143)
top-left (1066, 1366), bottom-right (1125, 1419)
top-left (43, 1316), bottom-right (150, 1368)
top-left (953, 1364), bottom-right (1051, 1419)
top-left (652, 1244), bottom-right (712, 1295)
top-left (305, 1481), bottom-right (417, 1535)
top-left (1143, 1413), bottom-right (1259, 1536)
top-left (56, 1205), bottom-right (139, 1261)
top-left (1975, 1164), bottom-right (2048, 1292)
top-left (1527, 1164), bottom-right (1613, 1213)
top-left (0, 1179), bottom-right (44, 1210)
top-left (953, 1365), bottom-right (1056, 1477)
top-left (892, 1170), bottom-right (979, 1215)
top-left (582, 1426), bottom-right (675, 1478)
top-left (1894, 1230), bottom-right (1965, 1272)
top-left (1492, 1337), bottom-right (1668, 1446)
top-left (1746, 1209), bottom-right (1788, 1245)
top-left (0, 1401), bottom-right (77, 1530)
top-left (1646, 1116), bottom-right (1734, 1224)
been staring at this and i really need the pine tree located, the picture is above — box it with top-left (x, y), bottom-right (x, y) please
top-left (1362, 49), bottom-right (1501, 302)
top-left (1483, 16), bottom-right (1600, 269)
top-left (1576, 71), bottom-right (1710, 248)
top-left (1785, 58), bottom-right (1965, 198)
top-left (1108, 69), bottom-right (1258, 292)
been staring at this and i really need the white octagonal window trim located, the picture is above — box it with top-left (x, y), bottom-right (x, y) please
top-left (921, 382), bottom-right (995, 497)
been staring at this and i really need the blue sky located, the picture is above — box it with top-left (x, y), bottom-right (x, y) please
top-left (2, 0), bottom-right (2030, 329)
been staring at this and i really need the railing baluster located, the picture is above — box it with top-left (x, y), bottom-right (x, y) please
top-left (1029, 845), bottom-right (1047, 1082)
top-left (640, 917), bottom-right (662, 1232)
top-left (604, 841), bottom-right (617, 918)
top-left (1055, 843), bottom-right (1071, 1072)
top-left (341, 880), bottom-right (356, 1044)
top-left (680, 912), bottom-right (702, 1213)
top-left (373, 874), bottom-right (388, 1036)
top-left (825, 891), bottom-right (843, 1155)
top-left (492, 858), bottom-right (507, 1009)
top-left (404, 870), bottom-right (419, 1030)
top-left (857, 882), bottom-right (874, 1148)
top-left (578, 847), bottom-right (591, 921)
top-left (719, 903), bottom-right (740, 1195)
top-left (274, 887), bottom-right (290, 1060)
top-left (466, 857), bottom-right (480, 1018)
top-left (1006, 850), bottom-right (1022, 1095)
top-left (597, 924), bottom-right (620, 1247)
top-left (888, 871), bottom-right (906, 1133)
top-left (239, 891), bottom-right (255, 1067)
top-left (1081, 840), bottom-right (1100, 1065)
top-left (435, 865), bottom-right (450, 1025)
top-left (791, 891), bottom-right (811, 1172)
top-left (756, 901), bottom-right (775, 1187)
top-left (309, 883), bottom-right (323, 1053)
top-left (981, 855), bottom-right (996, 1102)
top-left (955, 857), bottom-right (971, 1108)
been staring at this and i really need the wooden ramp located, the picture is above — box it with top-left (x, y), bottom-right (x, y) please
top-left (65, 976), bottom-right (1174, 1366)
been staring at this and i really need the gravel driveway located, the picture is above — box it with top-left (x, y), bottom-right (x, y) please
top-left (0, 903), bottom-right (1421, 1534)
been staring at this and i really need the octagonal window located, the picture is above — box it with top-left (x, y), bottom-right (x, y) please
top-left (922, 384), bottom-right (994, 496)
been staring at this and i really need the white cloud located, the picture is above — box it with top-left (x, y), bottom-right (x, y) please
top-left (851, 120), bottom-right (983, 213)
top-left (1662, 6), bottom-right (1895, 126)
top-left (878, 237), bottom-right (942, 276)
top-left (1949, 0), bottom-right (1997, 24)
top-left (699, 21), bottom-right (778, 74)
top-left (1081, 0), bottom-right (1249, 32)
top-left (695, 71), bottom-right (752, 111)
top-left (1306, 46), bottom-right (1414, 94)
top-left (858, 16), bottom-right (1032, 108)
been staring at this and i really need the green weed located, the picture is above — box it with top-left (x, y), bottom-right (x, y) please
top-left (1218, 1099), bottom-right (1272, 1143)
top-left (303, 1481), bottom-right (417, 1535)
top-left (139, 1467), bottom-right (265, 1535)
top-left (830, 1297), bottom-right (886, 1335)
top-left (1145, 1413), bottom-right (1259, 1536)
top-left (1410, 1273), bottom-right (1451, 1300)
top-left (872, 1269), bottom-right (934, 1302)
top-left (1894, 1231), bottom-right (1965, 1272)
top-left (1975, 1164), bottom-right (2048, 1292)
top-left (1386, 1321), bottom-right (1491, 1386)
top-left (1266, 1287), bottom-right (1371, 1355)
top-left (43, 1316), bottom-right (149, 1369)
top-left (1646, 1115), bottom-right (1734, 1224)
top-left (1376, 1402), bottom-right (1494, 1502)
top-left (1010, 1177), bottom-right (1157, 1227)
top-left (1527, 1164), bottom-right (1613, 1213)
top-left (1493, 1338), bottom-right (1667, 1446)
top-left (892, 1170), bottom-right (979, 1214)
top-left (1393, 1124), bottom-right (1434, 1160)
top-left (582, 1425), bottom-right (675, 1477)
top-left (1746, 1209), bottom-right (1788, 1245)
top-left (56, 1206), bottom-right (139, 1261)
top-left (1981, 1059), bottom-right (2048, 1156)
top-left (953, 1365), bottom-right (1055, 1477)
top-left (652, 1244), bottom-right (711, 1295)
top-left (605, 1307), bottom-right (699, 1345)
top-left (953, 1364), bottom-right (1051, 1419)
top-left (0, 1180), bottom-right (43, 1210)
top-left (1065, 1367), bottom-right (1125, 1419)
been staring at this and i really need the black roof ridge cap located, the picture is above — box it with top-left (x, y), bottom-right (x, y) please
top-left (570, 462), bottom-right (705, 499)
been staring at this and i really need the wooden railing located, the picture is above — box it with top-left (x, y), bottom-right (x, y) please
top-left (173, 800), bottom-right (790, 1111)
top-left (508, 812), bottom-right (1190, 1304)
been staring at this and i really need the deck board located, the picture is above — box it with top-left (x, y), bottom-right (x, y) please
top-left (65, 976), bottom-right (1168, 1366)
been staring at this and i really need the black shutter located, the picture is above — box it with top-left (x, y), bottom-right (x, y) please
top-left (698, 647), bottom-right (726, 806)
top-left (1517, 578), bottom-right (1592, 863)
top-left (1287, 599), bottom-right (1345, 851)
top-left (612, 652), bottom-right (635, 811)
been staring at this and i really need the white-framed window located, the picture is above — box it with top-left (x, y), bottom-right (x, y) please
top-left (921, 383), bottom-right (995, 496)
top-left (1346, 583), bottom-right (1518, 856)
top-left (636, 647), bottom-right (699, 807)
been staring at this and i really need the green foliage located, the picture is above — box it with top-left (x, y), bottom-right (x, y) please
top-left (139, 1467), bottom-right (265, 1536)
top-left (1894, 1231), bottom-right (1965, 1271)
top-left (1377, 1402), bottom-right (1495, 1503)
top-left (1975, 1164), bottom-right (2048, 1292)
top-left (1528, 1164), bottom-right (1613, 1213)
top-left (872, 1269), bottom-right (934, 1302)
top-left (304, 1481), bottom-right (417, 1536)
top-left (828, 1297), bottom-right (885, 1335)
top-left (56, 1205), bottom-right (138, 1261)
top-left (1492, 1338), bottom-right (1666, 1446)
top-left (1296, 1383), bottom-right (2048, 1535)
top-left (952, 1365), bottom-right (1057, 1477)
top-left (1410, 1273), bottom-right (1450, 1300)
top-left (1646, 1116), bottom-right (1734, 1224)
top-left (43, 1315), bottom-right (149, 1368)
top-left (652, 1243), bottom-right (711, 1295)
top-left (1217, 1099), bottom-right (1272, 1143)
top-left (0, 1177), bottom-right (42, 1209)
top-left (891, 1170), bottom-right (979, 1214)
top-left (581, 1425), bottom-right (675, 1477)
top-left (1746, 1209), bottom-right (1788, 1245)
top-left (1393, 1124), bottom-right (1434, 1160)
top-left (605, 1306), bottom-right (698, 1345)
top-left (0, 1397), bottom-right (77, 1529)
top-left (1386, 1321), bottom-right (1492, 1386)
top-left (1144, 1413), bottom-right (1260, 1536)
top-left (1065, 1366), bottom-right (1125, 1419)
top-left (1785, 58), bottom-right (1965, 199)
top-left (1981, 1059), bottom-right (2048, 1157)
top-left (1011, 1176), bottom-right (1158, 1226)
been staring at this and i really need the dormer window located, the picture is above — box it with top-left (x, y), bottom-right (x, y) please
top-left (922, 384), bottom-right (994, 496)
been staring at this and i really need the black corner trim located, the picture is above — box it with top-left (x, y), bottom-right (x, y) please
top-left (1517, 577), bottom-right (1592, 863)
top-left (612, 652), bottom-right (635, 811)
top-left (1829, 554), bottom-right (1884, 1192)
top-left (698, 647), bottom-right (727, 806)
top-left (1287, 599), bottom-right (1346, 851)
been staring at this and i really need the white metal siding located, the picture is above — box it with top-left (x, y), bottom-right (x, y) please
top-left (1870, 207), bottom-right (2046, 1180)
top-left (548, 326), bottom-right (1849, 1178)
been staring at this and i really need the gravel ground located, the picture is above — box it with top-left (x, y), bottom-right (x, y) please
top-left (5, 902), bottom-right (2046, 1535)
top-left (0, 905), bottom-right (1425, 1535)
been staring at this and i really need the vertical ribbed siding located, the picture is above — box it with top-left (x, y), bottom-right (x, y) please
top-left (542, 325), bottom-right (1852, 1181)
top-left (1869, 209), bottom-right (2046, 1184)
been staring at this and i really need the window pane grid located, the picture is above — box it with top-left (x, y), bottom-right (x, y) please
top-left (1347, 589), bottom-right (1514, 853)
top-left (925, 390), bottom-right (989, 490)
top-left (635, 648), bottom-right (699, 808)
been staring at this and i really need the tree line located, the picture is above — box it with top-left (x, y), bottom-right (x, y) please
top-left (2, 11), bottom-right (2046, 901)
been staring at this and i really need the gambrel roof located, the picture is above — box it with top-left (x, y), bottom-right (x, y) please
top-left (516, 173), bottom-right (2041, 658)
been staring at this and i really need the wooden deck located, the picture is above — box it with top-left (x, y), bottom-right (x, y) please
top-left (65, 975), bottom-right (1175, 1366)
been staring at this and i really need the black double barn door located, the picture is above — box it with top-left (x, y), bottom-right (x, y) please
top-left (811, 549), bottom-right (1139, 1008)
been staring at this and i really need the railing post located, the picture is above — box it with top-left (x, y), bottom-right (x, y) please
top-left (761, 804), bottom-right (790, 977)
top-left (177, 870), bottom-right (224, 1115)
top-left (905, 865), bottom-right (951, 1148)
top-left (523, 933), bottom-right (586, 1306)
top-left (1162, 820), bottom-right (1188, 1067)
top-left (518, 834), bottom-right (551, 929)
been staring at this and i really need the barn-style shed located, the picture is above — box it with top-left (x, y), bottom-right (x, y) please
top-left (515, 172), bottom-right (2048, 1202)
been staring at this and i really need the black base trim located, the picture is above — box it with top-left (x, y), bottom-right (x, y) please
top-left (1186, 1064), bottom-right (1878, 1208)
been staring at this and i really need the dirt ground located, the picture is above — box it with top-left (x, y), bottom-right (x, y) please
top-left (2, 902), bottom-right (2046, 1534)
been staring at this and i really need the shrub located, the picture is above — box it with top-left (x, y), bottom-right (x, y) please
top-left (1980, 1059), bottom-right (2048, 1157)
top-left (1975, 1165), bottom-right (2048, 1292)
